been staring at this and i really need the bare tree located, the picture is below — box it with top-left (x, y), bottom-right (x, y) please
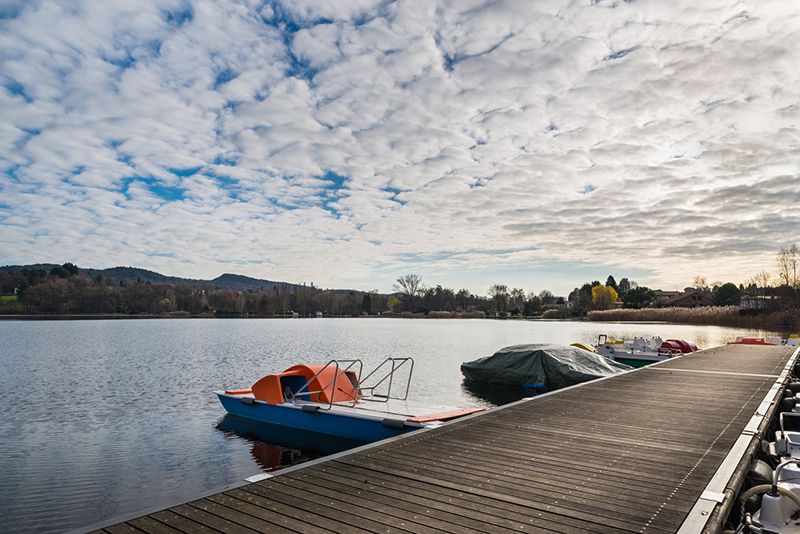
top-left (693, 276), bottom-right (709, 293)
top-left (744, 270), bottom-right (772, 310)
top-left (777, 244), bottom-right (799, 289)
top-left (393, 274), bottom-right (424, 312)
top-left (509, 287), bottom-right (525, 311)
top-left (488, 284), bottom-right (509, 312)
top-left (538, 289), bottom-right (555, 306)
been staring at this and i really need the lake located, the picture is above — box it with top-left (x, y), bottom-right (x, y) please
top-left (0, 317), bottom-right (778, 534)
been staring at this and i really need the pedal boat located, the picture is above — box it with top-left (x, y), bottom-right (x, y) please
top-left (215, 358), bottom-right (484, 442)
top-left (573, 335), bottom-right (698, 367)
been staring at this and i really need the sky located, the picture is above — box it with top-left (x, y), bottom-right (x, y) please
top-left (1, 0), bottom-right (799, 297)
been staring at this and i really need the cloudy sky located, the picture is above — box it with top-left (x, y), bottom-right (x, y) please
top-left (1, 0), bottom-right (799, 296)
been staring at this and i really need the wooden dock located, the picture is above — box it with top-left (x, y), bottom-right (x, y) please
top-left (87, 344), bottom-right (799, 534)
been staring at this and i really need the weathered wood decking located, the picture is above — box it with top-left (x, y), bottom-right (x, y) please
top-left (88, 344), bottom-right (799, 534)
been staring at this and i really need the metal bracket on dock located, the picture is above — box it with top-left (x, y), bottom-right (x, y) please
top-left (700, 490), bottom-right (726, 504)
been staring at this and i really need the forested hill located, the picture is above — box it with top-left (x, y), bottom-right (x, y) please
top-left (0, 264), bottom-right (300, 292)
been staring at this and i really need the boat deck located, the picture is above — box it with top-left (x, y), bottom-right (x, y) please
top-left (87, 344), bottom-right (799, 534)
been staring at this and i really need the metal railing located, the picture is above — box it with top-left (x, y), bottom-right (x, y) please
top-left (288, 357), bottom-right (414, 410)
top-left (357, 357), bottom-right (414, 403)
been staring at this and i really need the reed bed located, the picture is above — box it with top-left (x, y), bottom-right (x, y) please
top-left (587, 306), bottom-right (799, 331)
top-left (427, 310), bottom-right (487, 319)
top-left (376, 310), bottom-right (486, 318)
top-left (542, 309), bottom-right (570, 319)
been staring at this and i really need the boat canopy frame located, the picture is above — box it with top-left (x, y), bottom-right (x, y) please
top-left (358, 357), bottom-right (414, 403)
top-left (287, 357), bottom-right (414, 411)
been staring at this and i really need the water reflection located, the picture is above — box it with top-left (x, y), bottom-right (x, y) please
top-left (214, 414), bottom-right (366, 472)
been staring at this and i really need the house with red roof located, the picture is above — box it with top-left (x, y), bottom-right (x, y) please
top-left (659, 288), bottom-right (714, 308)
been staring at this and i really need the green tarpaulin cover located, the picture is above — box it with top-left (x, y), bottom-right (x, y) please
top-left (461, 343), bottom-right (633, 391)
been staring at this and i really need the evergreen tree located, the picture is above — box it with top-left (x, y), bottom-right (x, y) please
top-left (605, 275), bottom-right (618, 292)
top-left (622, 286), bottom-right (656, 309)
top-left (617, 278), bottom-right (631, 295)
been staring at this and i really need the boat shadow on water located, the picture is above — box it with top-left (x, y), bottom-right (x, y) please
top-left (214, 414), bottom-right (368, 472)
top-left (460, 381), bottom-right (541, 407)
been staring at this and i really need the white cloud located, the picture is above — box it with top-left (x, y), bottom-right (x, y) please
top-left (1, 0), bottom-right (799, 295)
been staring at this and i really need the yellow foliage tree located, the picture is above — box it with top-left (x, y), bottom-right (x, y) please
top-left (387, 295), bottom-right (403, 313)
top-left (592, 284), bottom-right (618, 310)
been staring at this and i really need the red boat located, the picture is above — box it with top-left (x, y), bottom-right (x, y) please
top-left (728, 337), bottom-right (776, 346)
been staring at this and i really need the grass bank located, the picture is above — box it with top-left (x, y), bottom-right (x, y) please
top-left (0, 295), bottom-right (22, 312)
top-left (587, 306), bottom-right (799, 332)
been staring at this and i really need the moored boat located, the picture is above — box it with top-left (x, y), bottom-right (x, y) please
top-left (215, 358), bottom-right (484, 442)
top-left (460, 343), bottom-right (632, 391)
top-left (729, 335), bottom-right (800, 346)
top-left (729, 336), bottom-right (777, 345)
top-left (573, 335), bottom-right (699, 367)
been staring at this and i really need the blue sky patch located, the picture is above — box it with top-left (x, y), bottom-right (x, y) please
top-left (149, 183), bottom-right (184, 201)
top-left (382, 187), bottom-right (408, 205)
top-left (105, 54), bottom-right (134, 70)
top-left (214, 68), bottom-right (237, 89)
top-left (3, 79), bottom-right (32, 103)
top-left (168, 167), bottom-right (202, 178)
top-left (213, 155), bottom-right (237, 166)
top-left (164, 5), bottom-right (194, 27)
top-left (605, 46), bottom-right (639, 61)
top-left (321, 171), bottom-right (348, 189)
top-left (120, 178), bottom-right (185, 202)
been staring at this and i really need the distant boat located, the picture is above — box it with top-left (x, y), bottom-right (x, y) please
top-left (728, 337), bottom-right (775, 345)
top-left (574, 335), bottom-right (698, 367)
top-left (215, 358), bottom-right (484, 442)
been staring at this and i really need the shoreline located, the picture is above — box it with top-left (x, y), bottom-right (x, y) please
top-left (0, 311), bottom-right (795, 334)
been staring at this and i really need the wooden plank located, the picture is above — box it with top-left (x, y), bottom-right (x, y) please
top-left (89, 526), bottom-right (144, 534)
top-left (328, 453), bottom-right (695, 516)
top-left (242, 481), bottom-right (446, 534)
top-left (208, 489), bottom-right (339, 534)
top-left (102, 525), bottom-right (147, 534)
top-left (289, 462), bottom-right (669, 534)
top-left (126, 516), bottom-right (184, 534)
top-left (404, 432), bottom-right (715, 482)
top-left (186, 498), bottom-right (312, 534)
top-left (315, 462), bottom-right (635, 534)
top-left (308, 457), bottom-right (680, 531)
top-left (372, 436), bottom-right (704, 489)
top-left (321, 461), bottom-right (636, 534)
top-left (149, 509), bottom-right (223, 534)
top-left (347, 443), bottom-right (704, 509)
top-left (168, 503), bottom-right (261, 534)
top-left (276, 468), bottom-right (540, 534)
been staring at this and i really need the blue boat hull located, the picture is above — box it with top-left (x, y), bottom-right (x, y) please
top-left (216, 393), bottom-right (422, 442)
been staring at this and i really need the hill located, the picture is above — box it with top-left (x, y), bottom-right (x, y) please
top-left (210, 273), bottom-right (301, 292)
top-left (0, 264), bottom-right (300, 292)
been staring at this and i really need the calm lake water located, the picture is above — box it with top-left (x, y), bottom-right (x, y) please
top-left (0, 317), bottom-right (780, 534)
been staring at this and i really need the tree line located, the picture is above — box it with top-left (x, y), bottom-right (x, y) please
top-left (0, 265), bottom-right (384, 316)
top-left (1, 244), bottom-right (797, 317)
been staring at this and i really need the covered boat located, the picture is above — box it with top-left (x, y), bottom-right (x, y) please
top-left (460, 343), bottom-right (633, 392)
top-left (216, 358), bottom-right (484, 442)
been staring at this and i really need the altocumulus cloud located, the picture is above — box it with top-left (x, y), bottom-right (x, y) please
top-left (1, 0), bottom-right (799, 294)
